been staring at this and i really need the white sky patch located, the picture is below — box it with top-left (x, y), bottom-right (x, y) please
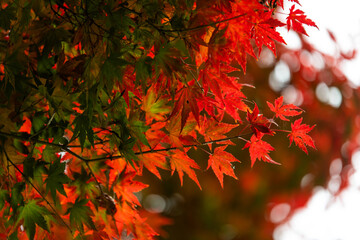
top-left (273, 1), bottom-right (360, 239)
top-left (278, 0), bottom-right (360, 86)
top-left (274, 153), bottom-right (360, 240)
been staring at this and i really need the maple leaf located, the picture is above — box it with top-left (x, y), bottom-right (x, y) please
top-left (197, 117), bottom-right (236, 144)
top-left (165, 116), bottom-right (198, 149)
top-left (251, 11), bottom-right (286, 56)
top-left (267, 96), bottom-right (303, 121)
top-left (90, 226), bottom-right (110, 240)
top-left (201, 70), bottom-right (224, 103)
top-left (220, 86), bottom-right (248, 121)
top-left (169, 83), bottom-right (203, 132)
top-left (142, 87), bottom-right (171, 122)
top-left (18, 116), bottom-right (32, 134)
top-left (18, 200), bottom-right (50, 240)
top-left (114, 202), bottom-right (158, 240)
top-left (139, 210), bottom-right (173, 238)
top-left (277, 0), bottom-right (284, 9)
top-left (113, 172), bottom-right (148, 206)
top-left (247, 104), bottom-right (272, 136)
top-left (207, 146), bottom-right (240, 188)
top-left (169, 150), bottom-right (201, 189)
top-left (243, 134), bottom-right (279, 167)
top-left (289, 0), bottom-right (301, 5)
top-left (139, 153), bottom-right (169, 179)
top-left (288, 118), bottom-right (316, 154)
top-left (235, 39), bottom-right (255, 73)
top-left (199, 66), bottom-right (240, 108)
top-left (65, 197), bottom-right (96, 233)
top-left (45, 158), bottom-right (70, 203)
top-left (286, 5), bottom-right (318, 36)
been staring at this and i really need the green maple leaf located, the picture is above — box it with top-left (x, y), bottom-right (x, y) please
top-left (72, 166), bottom-right (97, 198)
top-left (65, 197), bottom-right (96, 233)
top-left (72, 114), bottom-right (94, 149)
top-left (129, 119), bottom-right (150, 148)
top-left (45, 158), bottom-right (70, 203)
top-left (0, 189), bottom-right (8, 209)
top-left (18, 200), bottom-right (49, 240)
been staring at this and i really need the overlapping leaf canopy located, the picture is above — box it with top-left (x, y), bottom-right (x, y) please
top-left (0, 0), bottom-right (319, 239)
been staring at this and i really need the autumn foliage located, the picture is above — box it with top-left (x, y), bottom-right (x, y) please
top-left (0, 0), bottom-right (332, 239)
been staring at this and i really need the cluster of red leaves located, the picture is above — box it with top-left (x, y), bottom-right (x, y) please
top-left (0, 0), bottom-right (319, 239)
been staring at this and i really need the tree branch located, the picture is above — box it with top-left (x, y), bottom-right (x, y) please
top-left (85, 134), bottom-right (250, 162)
top-left (0, 130), bottom-right (250, 163)
top-left (61, 147), bottom-right (104, 195)
top-left (162, 13), bottom-right (248, 33)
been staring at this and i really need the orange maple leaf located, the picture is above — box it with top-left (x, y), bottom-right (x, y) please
top-left (169, 150), bottom-right (201, 189)
top-left (197, 117), bottom-right (236, 143)
top-left (207, 146), bottom-right (240, 188)
top-left (114, 202), bottom-right (158, 240)
top-left (243, 134), bottom-right (279, 167)
top-left (139, 153), bottom-right (169, 179)
top-left (288, 118), bottom-right (316, 154)
top-left (113, 172), bottom-right (148, 206)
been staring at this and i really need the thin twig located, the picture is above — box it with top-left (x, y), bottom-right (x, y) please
top-left (162, 13), bottom-right (247, 32)
top-left (86, 133), bottom-right (250, 162)
top-left (0, 130), bottom-right (251, 163)
top-left (60, 147), bottom-right (104, 195)
top-left (29, 113), bottom-right (56, 141)
top-left (180, 57), bottom-right (204, 91)
top-left (0, 131), bottom-right (105, 148)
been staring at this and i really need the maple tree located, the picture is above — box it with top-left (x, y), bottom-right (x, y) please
top-left (166, 32), bottom-right (360, 240)
top-left (1, 0), bottom-right (354, 239)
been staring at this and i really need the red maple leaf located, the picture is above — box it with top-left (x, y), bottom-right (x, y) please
top-left (169, 82), bottom-right (202, 132)
top-left (207, 146), bottom-right (240, 188)
top-left (288, 118), bottom-right (316, 154)
top-left (201, 69), bottom-right (224, 104)
top-left (235, 38), bottom-right (256, 74)
top-left (289, 0), bottom-right (301, 5)
top-left (251, 11), bottom-right (286, 56)
top-left (19, 116), bottom-right (32, 134)
top-left (276, 0), bottom-right (284, 9)
top-left (169, 150), bottom-right (201, 189)
top-left (243, 134), bottom-right (279, 167)
top-left (286, 5), bottom-right (318, 36)
top-left (267, 96), bottom-right (303, 121)
top-left (165, 116), bottom-right (198, 150)
top-left (221, 86), bottom-right (248, 122)
top-left (247, 104), bottom-right (272, 136)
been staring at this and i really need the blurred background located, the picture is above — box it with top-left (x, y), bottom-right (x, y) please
top-left (137, 1), bottom-right (360, 239)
